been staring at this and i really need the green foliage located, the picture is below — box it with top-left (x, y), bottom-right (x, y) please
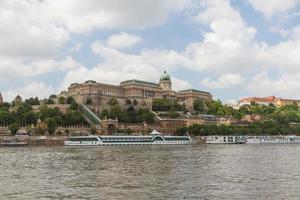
top-left (35, 127), bottom-right (45, 135)
top-left (46, 99), bottom-right (54, 104)
top-left (193, 99), bottom-right (206, 113)
top-left (23, 111), bottom-right (37, 124)
top-left (25, 97), bottom-right (40, 105)
top-left (90, 127), bottom-right (97, 135)
top-left (46, 117), bottom-right (57, 135)
top-left (9, 123), bottom-right (19, 135)
top-left (66, 96), bottom-right (75, 104)
top-left (107, 97), bottom-right (118, 106)
top-left (100, 107), bottom-right (155, 123)
top-left (168, 111), bottom-right (180, 119)
top-left (58, 97), bottom-right (66, 104)
top-left (116, 128), bottom-right (133, 134)
top-left (152, 99), bottom-right (185, 111)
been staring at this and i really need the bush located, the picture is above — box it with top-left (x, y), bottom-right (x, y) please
top-left (9, 123), bottom-right (19, 135)
top-left (35, 127), bottom-right (45, 135)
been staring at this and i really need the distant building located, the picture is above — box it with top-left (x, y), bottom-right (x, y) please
top-left (238, 96), bottom-right (300, 107)
top-left (63, 71), bottom-right (212, 111)
top-left (0, 93), bottom-right (3, 104)
top-left (14, 95), bottom-right (22, 105)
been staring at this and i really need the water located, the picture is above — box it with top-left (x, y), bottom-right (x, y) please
top-left (1, 145), bottom-right (300, 200)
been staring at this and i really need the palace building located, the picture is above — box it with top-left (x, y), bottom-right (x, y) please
top-left (238, 96), bottom-right (300, 107)
top-left (62, 71), bottom-right (212, 111)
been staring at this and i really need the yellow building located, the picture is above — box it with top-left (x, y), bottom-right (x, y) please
top-left (63, 71), bottom-right (212, 111)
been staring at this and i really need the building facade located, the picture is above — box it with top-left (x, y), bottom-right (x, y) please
top-left (62, 71), bottom-right (212, 111)
top-left (238, 96), bottom-right (300, 107)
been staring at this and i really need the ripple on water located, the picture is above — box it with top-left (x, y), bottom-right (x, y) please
top-left (1, 145), bottom-right (300, 200)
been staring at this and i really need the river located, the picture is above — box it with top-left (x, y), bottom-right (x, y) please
top-left (0, 145), bottom-right (300, 199)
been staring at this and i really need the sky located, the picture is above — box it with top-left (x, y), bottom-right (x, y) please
top-left (1, 0), bottom-right (300, 103)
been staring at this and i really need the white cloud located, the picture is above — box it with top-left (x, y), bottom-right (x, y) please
top-left (248, 0), bottom-right (300, 17)
top-left (0, 0), bottom-right (70, 59)
top-left (181, 0), bottom-right (258, 74)
top-left (0, 56), bottom-right (81, 80)
top-left (201, 73), bottom-right (244, 89)
top-left (59, 41), bottom-right (193, 91)
top-left (246, 72), bottom-right (300, 98)
top-left (106, 32), bottom-right (142, 49)
top-left (43, 0), bottom-right (191, 33)
top-left (3, 82), bottom-right (54, 102)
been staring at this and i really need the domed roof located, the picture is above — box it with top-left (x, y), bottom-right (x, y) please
top-left (160, 71), bottom-right (171, 81)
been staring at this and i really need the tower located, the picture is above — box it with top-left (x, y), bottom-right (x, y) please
top-left (159, 71), bottom-right (172, 91)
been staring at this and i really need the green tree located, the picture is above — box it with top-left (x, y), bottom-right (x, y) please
top-left (9, 123), bottom-right (19, 135)
top-left (47, 118), bottom-right (57, 135)
top-left (66, 96), bottom-right (75, 104)
top-left (58, 97), bottom-right (66, 104)
top-left (193, 99), bottom-right (205, 113)
top-left (108, 97), bottom-right (118, 106)
top-left (90, 126), bottom-right (97, 135)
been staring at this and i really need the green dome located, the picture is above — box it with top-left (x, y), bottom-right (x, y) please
top-left (160, 71), bottom-right (171, 81)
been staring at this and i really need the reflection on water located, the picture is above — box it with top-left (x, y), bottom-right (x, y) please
top-left (1, 145), bottom-right (300, 199)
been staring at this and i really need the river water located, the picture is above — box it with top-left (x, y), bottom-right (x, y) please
top-left (0, 145), bottom-right (300, 200)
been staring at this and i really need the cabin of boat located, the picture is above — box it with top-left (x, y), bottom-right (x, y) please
top-left (204, 136), bottom-right (246, 144)
top-left (245, 136), bottom-right (300, 144)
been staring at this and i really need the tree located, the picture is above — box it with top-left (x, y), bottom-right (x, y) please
top-left (24, 111), bottom-right (37, 125)
top-left (86, 98), bottom-right (93, 105)
top-left (108, 97), bottom-right (118, 106)
top-left (90, 127), bottom-right (97, 135)
top-left (58, 97), bottom-right (66, 104)
top-left (193, 99), bottom-right (205, 112)
top-left (9, 123), bottom-right (19, 135)
top-left (125, 99), bottom-right (132, 105)
top-left (66, 96), bottom-right (75, 104)
top-left (47, 118), bottom-right (57, 135)
top-left (0, 110), bottom-right (10, 124)
top-left (25, 97), bottom-right (40, 105)
top-left (47, 99), bottom-right (55, 104)
top-left (35, 127), bottom-right (45, 135)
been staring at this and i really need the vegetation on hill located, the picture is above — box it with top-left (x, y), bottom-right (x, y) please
top-left (176, 101), bottom-right (300, 136)
top-left (0, 97), bottom-right (87, 127)
top-left (100, 98), bottom-right (155, 123)
top-left (152, 99), bottom-right (186, 112)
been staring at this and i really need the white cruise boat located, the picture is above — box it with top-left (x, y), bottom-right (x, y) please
top-left (204, 136), bottom-right (246, 144)
top-left (64, 130), bottom-right (192, 146)
top-left (246, 136), bottom-right (300, 144)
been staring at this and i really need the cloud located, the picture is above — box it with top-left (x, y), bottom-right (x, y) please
top-left (0, 56), bottom-right (81, 80)
top-left (106, 32), bottom-right (142, 49)
top-left (182, 0), bottom-right (258, 74)
top-left (3, 82), bottom-right (54, 102)
top-left (59, 41), bottom-right (192, 91)
top-left (0, 0), bottom-right (70, 59)
top-left (248, 0), bottom-right (300, 17)
top-left (43, 0), bottom-right (191, 33)
top-left (246, 72), bottom-right (300, 98)
top-left (201, 73), bottom-right (244, 89)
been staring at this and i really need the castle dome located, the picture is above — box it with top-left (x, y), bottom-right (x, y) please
top-left (159, 71), bottom-right (171, 81)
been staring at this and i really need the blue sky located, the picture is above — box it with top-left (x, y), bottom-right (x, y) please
top-left (1, 0), bottom-right (300, 103)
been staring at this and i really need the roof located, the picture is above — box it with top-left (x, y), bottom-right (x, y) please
top-left (120, 79), bottom-right (160, 87)
top-left (160, 71), bottom-right (171, 81)
top-left (178, 89), bottom-right (211, 95)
